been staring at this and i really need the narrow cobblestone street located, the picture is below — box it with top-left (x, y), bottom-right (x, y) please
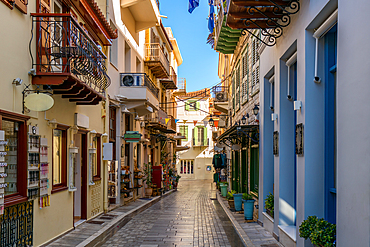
top-left (102, 180), bottom-right (243, 247)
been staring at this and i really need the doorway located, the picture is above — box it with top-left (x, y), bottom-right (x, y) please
top-left (73, 132), bottom-right (87, 226)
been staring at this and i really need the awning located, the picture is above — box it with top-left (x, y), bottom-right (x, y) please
top-left (174, 135), bottom-right (186, 140)
top-left (175, 145), bottom-right (190, 152)
top-left (217, 125), bottom-right (259, 142)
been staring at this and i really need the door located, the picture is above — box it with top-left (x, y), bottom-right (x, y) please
top-left (73, 133), bottom-right (87, 225)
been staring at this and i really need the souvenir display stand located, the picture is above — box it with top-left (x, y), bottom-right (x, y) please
top-left (0, 130), bottom-right (7, 215)
top-left (27, 126), bottom-right (50, 208)
top-left (120, 165), bottom-right (133, 201)
top-left (108, 161), bottom-right (118, 203)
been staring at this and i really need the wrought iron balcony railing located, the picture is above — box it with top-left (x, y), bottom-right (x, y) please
top-left (120, 73), bottom-right (159, 99)
top-left (144, 43), bottom-right (170, 77)
top-left (30, 13), bottom-right (110, 95)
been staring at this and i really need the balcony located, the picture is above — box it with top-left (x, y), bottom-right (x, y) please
top-left (146, 108), bottom-right (176, 134)
top-left (120, 0), bottom-right (160, 32)
top-left (173, 78), bottom-right (186, 96)
top-left (144, 43), bottom-right (170, 78)
top-left (214, 8), bottom-right (241, 55)
top-left (193, 138), bottom-right (209, 147)
top-left (160, 66), bottom-right (177, 90)
top-left (212, 85), bottom-right (229, 113)
top-left (30, 13), bottom-right (110, 105)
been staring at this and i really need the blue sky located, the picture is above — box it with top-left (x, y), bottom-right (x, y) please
top-left (160, 0), bottom-right (220, 92)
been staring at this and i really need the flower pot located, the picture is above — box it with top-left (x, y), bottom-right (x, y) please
top-left (220, 184), bottom-right (228, 197)
top-left (233, 193), bottom-right (243, 211)
top-left (242, 199), bottom-right (255, 220)
top-left (145, 188), bottom-right (153, 197)
top-left (228, 199), bottom-right (235, 209)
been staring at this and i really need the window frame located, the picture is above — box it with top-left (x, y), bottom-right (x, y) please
top-left (0, 110), bottom-right (29, 207)
top-left (51, 124), bottom-right (68, 194)
top-left (93, 135), bottom-right (101, 181)
top-left (179, 125), bottom-right (188, 141)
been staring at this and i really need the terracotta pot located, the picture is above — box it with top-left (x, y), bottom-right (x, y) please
top-left (228, 199), bottom-right (235, 209)
top-left (145, 188), bottom-right (153, 197)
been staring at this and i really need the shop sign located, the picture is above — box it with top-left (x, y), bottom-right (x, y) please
top-left (124, 131), bottom-right (142, 143)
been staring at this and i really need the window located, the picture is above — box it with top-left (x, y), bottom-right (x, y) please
top-left (236, 64), bottom-right (240, 111)
top-left (242, 48), bottom-right (249, 103)
top-left (185, 100), bottom-right (199, 111)
top-left (0, 110), bottom-right (29, 206)
top-left (198, 127), bottom-right (204, 145)
top-left (179, 125), bottom-right (188, 141)
top-left (193, 126), bottom-right (208, 146)
top-left (52, 126), bottom-right (67, 193)
top-left (1, 0), bottom-right (27, 14)
top-left (180, 160), bottom-right (194, 174)
top-left (251, 37), bottom-right (260, 95)
top-left (92, 136), bottom-right (101, 180)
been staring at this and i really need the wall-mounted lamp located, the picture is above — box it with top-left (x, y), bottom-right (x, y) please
top-left (47, 118), bottom-right (58, 129)
top-left (209, 118), bottom-right (214, 127)
top-left (294, 101), bottom-right (302, 111)
top-left (12, 78), bottom-right (23, 86)
top-left (122, 107), bottom-right (130, 113)
top-left (241, 115), bottom-right (247, 125)
top-left (253, 105), bottom-right (259, 116)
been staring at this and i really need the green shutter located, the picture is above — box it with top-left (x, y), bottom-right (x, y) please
top-left (196, 102), bottom-right (200, 111)
top-left (203, 127), bottom-right (207, 146)
top-left (185, 102), bottom-right (190, 111)
top-left (194, 126), bottom-right (198, 146)
top-left (184, 126), bottom-right (188, 141)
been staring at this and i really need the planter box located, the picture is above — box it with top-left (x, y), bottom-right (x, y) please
top-left (262, 212), bottom-right (274, 235)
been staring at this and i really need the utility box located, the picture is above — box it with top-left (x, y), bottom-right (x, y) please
top-left (103, 143), bottom-right (113, 161)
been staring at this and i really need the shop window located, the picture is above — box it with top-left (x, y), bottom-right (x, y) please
top-left (52, 126), bottom-right (67, 193)
top-left (92, 136), bottom-right (101, 180)
top-left (0, 110), bottom-right (29, 206)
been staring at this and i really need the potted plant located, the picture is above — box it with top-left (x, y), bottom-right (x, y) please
top-left (143, 162), bottom-right (153, 197)
top-left (220, 182), bottom-right (228, 197)
top-left (242, 193), bottom-right (255, 220)
top-left (233, 191), bottom-right (243, 211)
top-left (299, 216), bottom-right (336, 247)
top-left (227, 190), bottom-right (237, 209)
top-left (265, 192), bottom-right (274, 218)
top-left (174, 175), bottom-right (181, 189)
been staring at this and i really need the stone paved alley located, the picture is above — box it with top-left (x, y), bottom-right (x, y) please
top-left (102, 180), bottom-right (242, 247)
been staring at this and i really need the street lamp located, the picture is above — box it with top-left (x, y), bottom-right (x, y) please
top-left (253, 105), bottom-right (259, 116)
top-left (241, 115), bottom-right (247, 125)
top-left (209, 118), bottom-right (214, 127)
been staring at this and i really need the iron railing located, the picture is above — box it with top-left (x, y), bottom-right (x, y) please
top-left (176, 78), bottom-right (186, 91)
top-left (30, 13), bottom-right (110, 95)
top-left (144, 43), bottom-right (170, 76)
top-left (0, 201), bottom-right (33, 247)
top-left (193, 138), bottom-right (209, 147)
top-left (120, 73), bottom-right (159, 99)
top-left (169, 66), bottom-right (177, 85)
top-left (212, 85), bottom-right (228, 102)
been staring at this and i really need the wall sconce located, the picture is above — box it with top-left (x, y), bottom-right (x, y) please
top-left (253, 105), bottom-right (259, 116)
top-left (209, 118), bottom-right (214, 127)
top-left (294, 101), bottom-right (302, 111)
top-left (12, 78), bottom-right (23, 86)
top-left (68, 146), bottom-right (79, 192)
top-left (241, 115), bottom-right (247, 125)
top-left (47, 119), bottom-right (58, 129)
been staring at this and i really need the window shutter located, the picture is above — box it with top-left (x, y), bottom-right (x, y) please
top-left (185, 126), bottom-right (188, 141)
top-left (193, 127), bottom-right (198, 146)
top-left (185, 102), bottom-right (190, 111)
top-left (196, 102), bottom-right (200, 111)
top-left (203, 127), bottom-right (207, 146)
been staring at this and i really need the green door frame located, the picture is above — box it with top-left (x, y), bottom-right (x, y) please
top-left (241, 149), bottom-right (248, 193)
top-left (250, 146), bottom-right (259, 196)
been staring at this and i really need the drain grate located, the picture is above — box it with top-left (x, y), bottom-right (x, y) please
top-left (87, 220), bottom-right (105, 225)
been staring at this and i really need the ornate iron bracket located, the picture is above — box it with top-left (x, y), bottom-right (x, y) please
top-left (241, 0), bottom-right (300, 46)
top-left (22, 84), bottom-right (53, 114)
top-left (236, 127), bottom-right (259, 143)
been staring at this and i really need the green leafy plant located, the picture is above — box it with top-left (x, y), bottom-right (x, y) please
top-left (299, 216), bottom-right (336, 247)
top-left (264, 192), bottom-right (274, 218)
top-left (175, 175), bottom-right (181, 183)
top-left (242, 193), bottom-right (253, 200)
top-left (143, 162), bottom-right (152, 186)
top-left (227, 190), bottom-right (237, 200)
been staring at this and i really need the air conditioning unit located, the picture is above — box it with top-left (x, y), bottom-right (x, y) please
top-left (121, 74), bottom-right (135, 86)
top-left (215, 92), bottom-right (227, 102)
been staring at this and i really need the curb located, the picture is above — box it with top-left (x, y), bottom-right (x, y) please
top-left (216, 192), bottom-right (254, 247)
top-left (77, 189), bottom-right (176, 247)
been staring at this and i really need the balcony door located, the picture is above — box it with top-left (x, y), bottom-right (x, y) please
top-left (50, 0), bottom-right (63, 72)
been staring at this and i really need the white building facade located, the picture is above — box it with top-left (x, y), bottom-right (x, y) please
top-left (176, 93), bottom-right (214, 180)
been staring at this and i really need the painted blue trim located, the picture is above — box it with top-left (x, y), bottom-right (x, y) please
top-left (329, 188), bottom-right (337, 194)
top-left (324, 24), bottom-right (337, 224)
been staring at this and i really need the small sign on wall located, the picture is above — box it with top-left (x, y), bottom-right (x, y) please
top-left (273, 131), bottom-right (279, 155)
top-left (296, 123), bottom-right (304, 155)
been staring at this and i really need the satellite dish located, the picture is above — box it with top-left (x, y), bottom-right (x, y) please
top-left (231, 144), bottom-right (241, 151)
top-left (122, 75), bottom-right (134, 86)
top-left (24, 93), bottom-right (54, 112)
